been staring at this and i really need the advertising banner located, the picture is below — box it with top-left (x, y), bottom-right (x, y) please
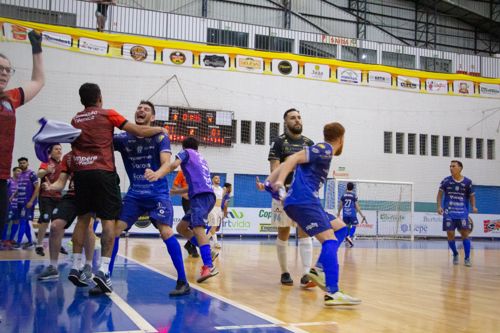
top-left (337, 67), bottom-right (361, 84)
top-left (397, 76), bottom-right (420, 91)
top-left (367, 71), bottom-right (392, 87)
top-left (200, 53), bottom-right (230, 70)
top-left (479, 83), bottom-right (500, 97)
top-left (304, 63), bottom-right (330, 80)
top-left (162, 49), bottom-right (194, 66)
top-left (453, 80), bottom-right (474, 95)
top-left (271, 59), bottom-right (298, 77)
top-left (425, 79), bottom-right (448, 94)
top-left (122, 44), bottom-right (155, 62)
top-left (236, 55), bottom-right (264, 73)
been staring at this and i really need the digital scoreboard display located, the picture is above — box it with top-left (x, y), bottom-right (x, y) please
top-left (154, 106), bottom-right (233, 147)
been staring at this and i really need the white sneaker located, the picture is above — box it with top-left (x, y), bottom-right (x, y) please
top-left (324, 291), bottom-right (361, 306)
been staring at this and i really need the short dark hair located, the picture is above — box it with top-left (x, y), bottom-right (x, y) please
top-left (49, 144), bottom-right (62, 153)
top-left (12, 166), bottom-right (21, 172)
top-left (79, 83), bottom-right (102, 107)
top-left (324, 122), bottom-right (345, 142)
top-left (283, 108), bottom-right (299, 120)
top-left (182, 137), bottom-right (199, 150)
top-left (139, 100), bottom-right (155, 115)
top-left (224, 182), bottom-right (232, 188)
top-left (451, 160), bottom-right (463, 169)
top-left (18, 157), bottom-right (28, 163)
top-left (347, 182), bottom-right (354, 191)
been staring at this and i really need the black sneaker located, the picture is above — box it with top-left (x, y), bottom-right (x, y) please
top-left (346, 236), bottom-right (354, 248)
top-left (35, 246), bottom-right (45, 256)
top-left (184, 240), bottom-right (200, 258)
top-left (169, 280), bottom-right (191, 297)
top-left (93, 270), bottom-right (113, 293)
top-left (89, 285), bottom-right (106, 296)
top-left (280, 272), bottom-right (293, 286)
top-left (68, 268), bottom-right (89, 287)
top-left (300, 274), bottom-right (317, 289)
top-left (60, 246), bottom-right (68, 255)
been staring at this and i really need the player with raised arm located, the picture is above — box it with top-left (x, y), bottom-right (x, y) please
top-left (337, 182), bottom-right (365, 247)
top-left (436, 160), bottom-right (477, 267)
top-left (167, 137), bottom-right (219, 283)
top-left (99, 101), bottom-right (190, 296)
top-left (266, 122), bottom-right (361, 306)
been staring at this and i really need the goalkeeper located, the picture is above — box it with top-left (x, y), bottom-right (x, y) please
top-left (337, 182), bottom-right (365, 247)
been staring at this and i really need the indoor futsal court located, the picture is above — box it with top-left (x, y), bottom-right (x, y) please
top-left (1, 236), bottom-right (499, 332)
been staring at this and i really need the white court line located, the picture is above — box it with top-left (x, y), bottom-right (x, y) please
top-left (215, 321), bottom-right (338, 331)
top-left (107, 292), bottom-right (158, 333)
top-left (119, 254), bottom-right (309, 333)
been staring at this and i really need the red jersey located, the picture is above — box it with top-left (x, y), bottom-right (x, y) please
top-left (39, 158), bottom-right (63, 199)
top-left (0, 88), bottom-right (24, 179)
top-left (60, 152), bottom-right (75, 196)
top-left (70, 107), bottom-right (127, 172)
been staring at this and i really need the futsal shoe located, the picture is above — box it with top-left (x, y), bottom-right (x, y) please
top-left (464, 258), bottom-right (472, 267)
top-left (280, 272), bottom-right (293, 286)
top-left (93, 270), bottom-right (113, 293)
top-left (22, 242), bottom-right (35, 249)
top-left (211, 249), bottom-right (219, 262)
top-left (184, 240), bottom-right (200, 258)
top-left (197, 265), bottom-right (219, 283)
top-left (346, 236), bottom-right (354, 247)
top-left (35, 246), bottom-right (45, 256)
top-left (38, 265), bottom-right (59, 281)
top-left (452, 254), bottom-right (459, 265)
top-left (324, 291), bottom-right (361, 306)
top-left (169, 280), bottom-right (191, 296)
top-left (68, 268), bottom-right (89, 287)
top-left (308, 267), bottom-right (326, 291)
top-left (60, 246), bottom-right (68, 255)
top-left (89, 285), bottom-right (105, 296)
top-left (300, 274), bottom-right (317, 289)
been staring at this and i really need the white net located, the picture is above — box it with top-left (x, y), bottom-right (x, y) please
top-left (325, 179), bottom-right (414, 240)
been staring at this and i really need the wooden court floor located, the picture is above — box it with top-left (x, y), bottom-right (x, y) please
top-left (3, 237), bottom-right (500, 333)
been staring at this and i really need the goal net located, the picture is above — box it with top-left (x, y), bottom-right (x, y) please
top-left (325, 179), bottom-right (414, 240)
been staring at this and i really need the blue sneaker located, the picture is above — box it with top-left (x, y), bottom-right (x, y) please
top-left (68, 268), bottom-right (89, 287)
top-left (93, 270), bottom-right (113, 293)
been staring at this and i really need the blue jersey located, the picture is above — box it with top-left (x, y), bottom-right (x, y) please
top-left (439, 176), bottom-right (474, 219)
top-left (16, 169), bottom-right (39, 205)
top-left (340, 192), bottom-right (358, 218)
top-left (176, 149), bottom-right (213, 199)
top-left (114, 132), bottom-right (171, 197)
top-left (284, 142), bottom-right (333, 207)
top-left (221, 193), bottom-right (231, 210)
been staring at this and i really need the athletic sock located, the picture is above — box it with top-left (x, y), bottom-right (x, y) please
top-left (199, 244), bottom-right (213, 267)
top-left (25, 221), bottom-right (32, 243)
top-left (349, 226), bottom-right (357, 238)
top-left (165, 236), bottom-right (187, 282)
top-left (73, 253), bottom-right (83, 270)
top-left (276, 238), bottom-right (289, 273)
top-left (298, 237), bottom-right (313, 275)
top-left (190, 236), bottom-right (199, 247)
top-left (101, 257), bottom-right (111, 274)
top-left (17, 220), bottom-right (26, 244)
top-left (463, 238), bottom-right (471, 259)
top-left (319, 239), bottom-right (340, 294)
top-left (10, 223), bottom-right (19, 241)
top-left (334, 226), bottom-right (348, 244)
top-left (448, 240), bottom-right (458, 256)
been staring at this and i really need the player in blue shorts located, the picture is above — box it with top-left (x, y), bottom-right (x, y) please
top-left (436, 160), bottom-right (477, 267)
top-left (167, 137), bottom-right (218, 283)
top-left (337, 182), bottom-right (365, 247)
top-left (92, 101), bottom-right (189, 296)
top-left (266, 122), bottom-right (361, 306)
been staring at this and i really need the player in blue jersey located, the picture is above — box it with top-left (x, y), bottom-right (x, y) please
top-left (436, 160), bottom-right (477, 267)
top-left (167, 137), bottom-right (219, 283)
top-left (90, 101), bottom-right (190, 296)
top-left (266, 122), bottom-right (361, 306)
top-left (337, 182), bottom-right (365, 247)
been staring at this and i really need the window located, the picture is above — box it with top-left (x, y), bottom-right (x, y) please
top-left (454, 137), bottom-right (462, 158)
top-left (231, 119), bottom-right (237, 144)
top-left (207, 28), bottom-right (248, 47)
top-left (465, 138), bottom-right (473, 158)
top-left (255, 121), bottom-right (266, 145)
top-left (487, 139), bottom-right (495, 160)
top-left (431, 135), bottom-right (439, 156)
top-left (384, 131), bottom-right (393, 153)
top-left (255, 35), bottom-right (293, 52)
top-left (241, 120), bottom-right (251, 144)
top-left (396, 132), bottom-right (404, 154)
top-left (419, 134), bottom-right (428, 156)
top-left (299, 41), bottom-right (337, 58)
top-left (420, 56), bottom-right (452, 73)
top-left (341, 46), bottom-right (377, 64)
top-left (476, 138), bottom-right (484, 159)
top-left (382, 51), bottom-right (415, 69)
top-left (408, 133), bottom-right (416, 155)
top-left (269, 122), bottom-right (280, 145)
top-left (443, 136), bottom-right (450, 157)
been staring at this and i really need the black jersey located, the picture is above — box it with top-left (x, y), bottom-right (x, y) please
top-left (268, 133), bottom-right (314, 186)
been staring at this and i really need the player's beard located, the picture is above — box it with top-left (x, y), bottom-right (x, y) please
top-left (288, 125), bottom-right (302, 135)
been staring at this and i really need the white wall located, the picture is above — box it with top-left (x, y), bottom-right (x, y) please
top-left (3, 42), bottom-right (499, 204)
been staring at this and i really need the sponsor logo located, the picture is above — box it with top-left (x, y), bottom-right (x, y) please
top-left (379, 213), bottom-right (407, 223)
top-left (12, 25), bottom-right (27, 40)
top-left (401, 223), bottom-right (428, 234)
top-left (320, 35), bottom-right (357, 47)
top-left (278, 61), bottom-right (293, 75)
top-left (399, 79), bottom-right (418, 89)
top-left (339, 69), bottom-right (360, 84)
top-left (238, 57), bottom-right (262, 70)
top-left (422, 214), bottom-right (441, 223)
top-left (228, 209), bottom-right (243, 219)
top-left (305, 64), bottom-right (328, 80)
top-left (259, 224), bottom-right (278, 233)
top-left (479, 84), bottom-right (500, 96)
top-left (74, 156), bottom-right (97, 166)
top-left (42, 32), bottom-right (72, 48)
top-left (426, 80), bottom-right (447, 93)
top-left (483, 219), bottom-right (500, 233)
top-left (79, 38), bottom-right (108, 54)
top-left (1, 100), bottom-right (13, 112)
top-left (135, 215), bottom-right (151, 228)
top-left (258, 209), bottom-right (272, 219)
top-left (203, 55), bottom-right (227, 68)
top-left (130, 45), bottom-right (148, 61)
top-left (305, 222), bottom-right (319, 231)
top-left (170, 51), bottom-right (186, 65)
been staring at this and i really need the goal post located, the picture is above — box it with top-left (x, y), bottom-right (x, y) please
top-left (324, 179), bottom-right (415, 241)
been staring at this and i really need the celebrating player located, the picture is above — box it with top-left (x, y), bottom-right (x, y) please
top-left (436, 160), bottom-right (477, 267)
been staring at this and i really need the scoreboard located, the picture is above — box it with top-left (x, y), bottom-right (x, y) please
top-left (153, 106), bottom-right (234, 147)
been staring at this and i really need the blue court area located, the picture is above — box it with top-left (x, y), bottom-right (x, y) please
top-left (0, 256), bottom-right (291, 333)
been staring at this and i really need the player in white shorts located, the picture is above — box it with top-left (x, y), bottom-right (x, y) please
top-left (207, 175), bottom-right (223, 249)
